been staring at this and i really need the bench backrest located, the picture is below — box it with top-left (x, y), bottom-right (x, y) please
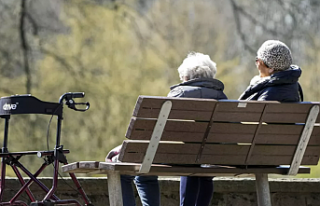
top-left (119, 96), bottom-right (320, 174)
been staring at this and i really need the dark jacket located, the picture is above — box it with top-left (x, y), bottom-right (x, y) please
top-left (239, 65), bottom-right (303, 102)
top-left (168, 78), bottom-right (227, 100)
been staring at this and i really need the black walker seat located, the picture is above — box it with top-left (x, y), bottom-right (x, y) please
top-left (0, 93), bottom-right (93, 206)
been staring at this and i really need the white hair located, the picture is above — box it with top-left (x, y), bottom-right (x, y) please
top-left (177, 52), bottom-right (217, 81)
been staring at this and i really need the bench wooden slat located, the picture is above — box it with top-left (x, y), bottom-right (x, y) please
top-left (120, 141), bottom-right (320, 156)
top-left (133, 96), bottom-right (218, 111)
top-left (61, 161), bottom-right (100, 173)
top-left (264, 103), bottom-right (320, 123)
top-left (99, 163), bottom-right (310, 175)
top-left (119, 141), bottom-right (320, 165)
top-left (127, 120), bottom-right (256, 141)
top-left (249, 155), bottom-right (319, 165)
top-left (132, 96), bottom-right (320, 123)
top-left (252, 145), bottom-right (320, 155)
top-left (127, 119), bottom-right (320, 145)
top-left (62, 161), bottom-right (311, 176)
top-left (120, 141), bottom-right (249, 154)
top-left (137, 107), bottom-right (314, 123)
top-left (256, 125), bottom-right (320, 145)
top-left (216, 102), bottom-right (320, 123)
top-left (119, 153), bottom-right (319, 165)
top-left (128, 130), bottom-right (255, 143)
top-left (133, 96), bottom-right (217, 120)
top-left (133, 97), bottom-right (267, 121)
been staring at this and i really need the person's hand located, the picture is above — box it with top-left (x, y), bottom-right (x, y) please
top-left (105, 145), bottom-right (122, 162)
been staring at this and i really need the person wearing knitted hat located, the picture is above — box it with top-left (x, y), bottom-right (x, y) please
top-left (239, 40), bottom-right (303, 102)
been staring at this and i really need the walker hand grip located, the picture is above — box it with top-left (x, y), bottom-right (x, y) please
top-left (72, 102), bottom-right (90, 112)
top-left (71, 92), bottom-right (85, 98)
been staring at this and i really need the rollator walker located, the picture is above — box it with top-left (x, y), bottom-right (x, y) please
top-left (0, 92), bottom-right (94, 206)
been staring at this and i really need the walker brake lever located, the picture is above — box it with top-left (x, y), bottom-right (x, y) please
top-left (66, 99), bottom-right (90, 112)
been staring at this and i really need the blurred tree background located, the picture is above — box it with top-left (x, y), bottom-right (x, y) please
top-left (0, 0), bottom-right (320, 177)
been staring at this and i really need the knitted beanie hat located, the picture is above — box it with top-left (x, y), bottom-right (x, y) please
top-left (257, 40), bottom-right (292, 71)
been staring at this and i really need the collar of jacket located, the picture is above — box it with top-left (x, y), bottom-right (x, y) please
top-left (170, 78), bottom-right (225, 91)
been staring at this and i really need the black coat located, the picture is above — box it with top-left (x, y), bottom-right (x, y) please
top-left (168, 78), bottom-right (227, 100)
top-left (239, 65), bottom-right (303, 102)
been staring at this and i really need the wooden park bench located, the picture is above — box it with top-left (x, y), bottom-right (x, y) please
top-left (62, 96), bottom-right (320, 206)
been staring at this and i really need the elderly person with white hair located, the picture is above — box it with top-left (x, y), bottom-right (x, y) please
top-left (169, 52), bottom-right (227, 99)
top-left (106, 52), bottom-right (227, 206)
top-left (168, 52), bottom-right (227, 206)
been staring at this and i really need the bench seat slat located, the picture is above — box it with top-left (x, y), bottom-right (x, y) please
top-left (62, 161), bottom-right (311, 175)
top-left (98, 162), bottom-right (311, 175)
top-left (61, 161), bottom-right (101, 173)
top-left (119, 153), bottom-right (319, 165)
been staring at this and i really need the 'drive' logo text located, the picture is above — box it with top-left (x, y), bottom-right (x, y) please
top-left (3, 102), bottom-right (19, 110)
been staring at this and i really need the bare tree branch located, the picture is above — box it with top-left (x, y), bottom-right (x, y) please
top-left (277, 0), bottom-right (297, 39)
top-left (25, 12), bottom-right (39, 35)
top-left (116, 2), bottom-right (184, 60)
top-left (20, 0), bottom-right (32, 94)
top-left (39, 47), bottom-right (78, 77)
top-left (234, 2), bottom-right (281, 36)
top-left (229, 0), bottom-right (255, 54)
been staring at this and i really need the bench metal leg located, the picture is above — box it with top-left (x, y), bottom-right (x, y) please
top-left (107, 171), bottom-right (123, 206)
top-left (255, 173), bottom-right (271, 206)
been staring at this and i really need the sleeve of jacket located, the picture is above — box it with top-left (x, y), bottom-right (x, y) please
top-left (167, 87), bottom-right (185, 97)
top-left (256, 88), bottom-right (279, 101)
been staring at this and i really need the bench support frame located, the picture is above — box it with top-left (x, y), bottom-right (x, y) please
top-left (255, 173), bottom-right (271, 206)
top-left (139, 101), bottom-right (172, 173)
top-left (107, 171), bottom-right (123, 206)
top-left (289, 105), bottom-right (319, 175)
